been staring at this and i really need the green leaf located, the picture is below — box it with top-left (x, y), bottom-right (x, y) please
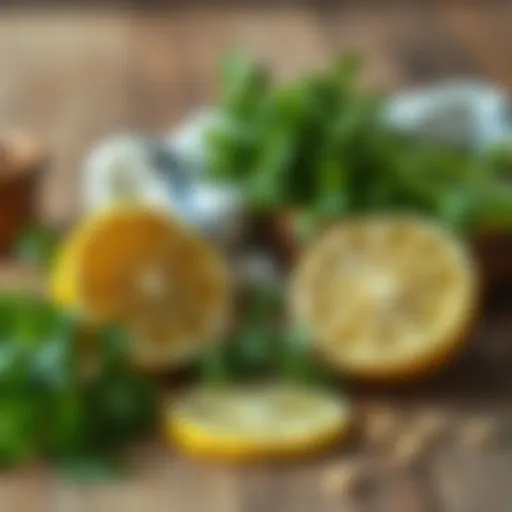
top-left (30, 329), bottom-right (75, 390)
top-left (219, 51), bottom-right (269, 118)
top-left (247, 129), bottom-right (294, 209)
top-left (98, 324), bottom-right (129, 372)
top-left (294, 210), bottom-right (324, 244)
top-left (207, 49), bottom-right (512, 234)
top-left (331, 52), bottom-right (363, 91)
top-left (0, 395), bottom-right (38, 466)
top-left (44, 388), bottom-right (90, 458)
top-left (12, 295), bottom-right (60, 348)
top-left (0, 342), bottom-right (30, 391)
top-left (278, 324), bottom-right (334, 389)
top-left (58, 454), bottom-right (125, 484)
top-left (0, 289), bottom-right (157, 468)
top-left (313, 157), bottom-right (348, 226)
top-left (15, 226), bottom-right (58, 270)
top-left (247, 284), bottom-right (282, 321)
top-left (0, 295), bottom-right (14, 337)
top-left (233, 326), bottom-right (277, 378)
top-left (478, 186), bottom-right (512, 225)
top-left (198, 343), bottom-right (237, 385)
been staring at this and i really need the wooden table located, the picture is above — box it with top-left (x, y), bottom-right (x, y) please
top-left (0, 3), bottom-right (511, 511)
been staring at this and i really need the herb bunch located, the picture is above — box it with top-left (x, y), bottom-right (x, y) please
top-left (198, 284), bottom-right (333, 389)
top-left (207, 52), bottom-right (512, 235)
top-left (0, 293), bottom-right (156, 470)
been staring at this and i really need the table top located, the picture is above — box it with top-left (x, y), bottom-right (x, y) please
top-left (2, 298), bottom-right (512, 512)
top-left (0, 2), bottom-right (511, 226)
top-left (0, 4), bottom-right (512, 511)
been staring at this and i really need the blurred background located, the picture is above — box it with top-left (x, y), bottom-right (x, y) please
top-left (1, 2), bottom-right (511, 226)
top-left (0, 3), bottom-right (512, 512)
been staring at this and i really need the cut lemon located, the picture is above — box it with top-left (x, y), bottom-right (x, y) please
top-left (167, 384), bottom-right (352, 461)
top-left (52, 205), bottom-right (230, 370)
top-left (290, 217), bottom-right (477, 381)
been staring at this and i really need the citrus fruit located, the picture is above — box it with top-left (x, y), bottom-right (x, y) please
top-left (167, 384), bottom-right (352, 461)
top-left (290, 216), bottom-right (477, 381)
top-left (52, 205), bottom-right (230, 369)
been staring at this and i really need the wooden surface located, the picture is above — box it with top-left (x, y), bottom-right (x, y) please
top-left (1, 3), bottom-right (511, 226)
top-left (0, 3), bottom-right (512, 511)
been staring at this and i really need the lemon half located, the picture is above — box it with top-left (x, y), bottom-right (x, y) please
top-left (290, 217), bottom-right (477, 381)
top-left (52, 205), bottom-right (230, 370)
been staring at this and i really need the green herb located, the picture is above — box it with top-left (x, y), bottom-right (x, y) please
top-left (197, 283), bottom-right (333, 389)
top-left (278, 324), bottom-right (334, 388)
top-left (0, 292), bottom-right (156, 470)
top-left (478, 142), bottom-right (512, 225)
top-left (207, 53), bottom-right (512, 235)
top-left (15, 225), bottom-right (58, 269)
top-left (58, 454), bottom-right (126, 484)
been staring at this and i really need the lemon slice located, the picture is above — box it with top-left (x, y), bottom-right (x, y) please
top-left (290, 217), bottom-right (477, 381)
top-left (168, 384), bottom-right (352, 461)
top-left (52, 205), bottom-right (230, 370)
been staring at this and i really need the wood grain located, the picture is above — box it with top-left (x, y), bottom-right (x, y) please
top-left (0, 4), bottom-right (511, 511)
